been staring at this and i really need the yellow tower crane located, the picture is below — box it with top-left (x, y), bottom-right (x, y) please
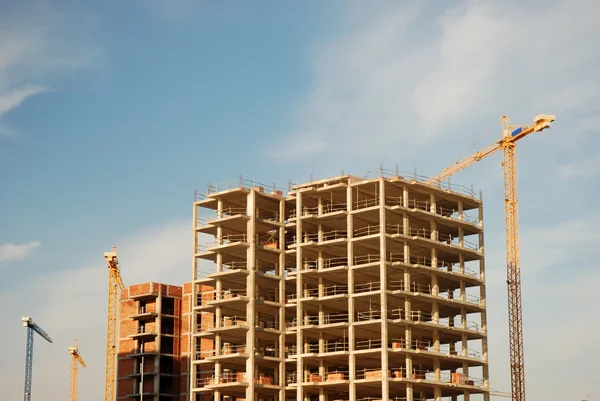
top-left (104, 247), bottom-right (125, 401)
top-left (68, 340), bottom-right (86, 401)
top-left (428, 114), bottom-right (556, 401)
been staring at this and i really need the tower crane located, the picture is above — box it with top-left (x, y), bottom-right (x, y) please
top-left (104, 246), bottom-right (125, 401)
top-left (22, 317), bottom-right (53, 401)
top-left (427, 114), bottom-right (556, 401)
top-left (69, 340), bottom-right (87, 401)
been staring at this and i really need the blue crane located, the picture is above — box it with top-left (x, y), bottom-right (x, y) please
top-left (22, 317), bottom-right (53, 401)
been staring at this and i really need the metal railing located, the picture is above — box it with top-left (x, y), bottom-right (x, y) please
top-left (356, 310), bottom-right (383, 321)
top-left (255, 346), bottom-right (278, 357)
top-left (388, 280), bottom-right (405, 290)
top-left (303, 341), bottom-right (349, 354)
top-left (286, 372), bottom-right (298, 384)
top-left (385, 195), bottom-right (404, 206)
top-left (378, 168), bottom-right (477, 198)
top-left (354, 281), bottom-right (381, 293)
top-left (323, 284), bottom-right (349, 296)
top-left (195, 177), bottom-right (281, 200)
top-left (411, 282), bottom-right (432, 294)
top-left (323, 256), bottom-right (349, 269)
top-left (323, 313), bottom-right (349, 324)
top-left (222, 261), bottom-right (247, 271)
top-left (135, 326), bottom-right (155, 334)
top-left (221, 344), bottom-right (247, 355)
top-left (196, 349), bottom-right (215, 359)
top-left (324, 370), bottom-right (349, 381)
top-left (322, 202), bottom-right (347, 214)
top-left (256, 290), bottom-right (277, 302)
top-left (256, 209), bottom-right (279, 222)
top-left (353, 197), bottom-right (379, 210)
top-left (321, 229), bottom-right (348, 241)
top-left (355, 339), bottom-right (383, 350)
top-left (256, 319), bottom-right (277, 329)
top-left (221, 316), bottom-right (247, 327)
top-left (356, 368), bottom-right (391, 380)
top-left (354, 225), bottom-right (380, 237)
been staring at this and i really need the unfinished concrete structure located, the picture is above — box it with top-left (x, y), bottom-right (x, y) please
top-left (117, 282), bottom-right (187, 401)
top-left (191, 174), bottom-right (489, 401)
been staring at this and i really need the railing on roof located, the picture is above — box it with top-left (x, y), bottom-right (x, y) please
top-left (195, 177), bottom-right (282, 201)
top-left (377, 167), bottom-right (478, 199)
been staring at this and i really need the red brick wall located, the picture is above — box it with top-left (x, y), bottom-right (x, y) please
top-left (119, 319), bottom-right (137, 338)
top-left (143, 378), bottom-right (154, 392)
top-left (168, 285), bottom-right (183, 297)
top-left (119, 338), bottom-right (134, 354)
top-left (118, 358), bottom-right (135, 376)
top-left (120, 299), bottom-right (136, 320)
top-left (144, 340), bottom-right (156, 352)
top-left (128, 282), bottom-right (156, 297)
top-left (144, 300), bottom-right (157, 313)
top-left (117, 378), bottom-right (134, 397)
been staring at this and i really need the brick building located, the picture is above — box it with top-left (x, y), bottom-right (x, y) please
top-left (117, 282), bottom-right (190, 401)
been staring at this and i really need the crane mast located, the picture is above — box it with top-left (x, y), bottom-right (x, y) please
top-left (428, 114), bottom-right (556, 401)
top-left (22, 317), bottom-right (53, 401)
top-left (104, 247), bottom-right (125, 401)
top-left (69, 340), bottom-right (87, 401)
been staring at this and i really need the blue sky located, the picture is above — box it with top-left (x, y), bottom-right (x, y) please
top-left (1, 1), bottom-right (598, 400)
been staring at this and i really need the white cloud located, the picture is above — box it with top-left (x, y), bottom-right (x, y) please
top-left (0, 221), bottom-right (190, 401)
top-left (273, 0), bottom-right (600, 164)
top-left (0, 2), bottom-right (101, 132)
top-left (0, 85), bottom-right (46, 117)
top-left (0, 241), bottom-right (41, 265)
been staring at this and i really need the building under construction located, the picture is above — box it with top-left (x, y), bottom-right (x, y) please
top-left (117, 282), bottom-right (188, 401)
top-left (191, 173), bottom-right (490, 401)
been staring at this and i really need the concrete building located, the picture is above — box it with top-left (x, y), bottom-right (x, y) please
top-left (117, 282), bottom-right (189, 401)
top-left (191, 173), bottom-right (489, 401)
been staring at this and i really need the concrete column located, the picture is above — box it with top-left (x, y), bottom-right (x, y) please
top-left (378, 178), bottom-right (390, 401)
top-left (346, 185), bottom-right (356, 401)
top-left (154, 293), bottom-right (161, 397)
top-left (296, 191), bottom-right (304, 401)
top-left (217, 200), bottom-right (223, 272)
top-left (245, 190), bottom-right (257, 400)
top-left (278, 196), bottom-right (286, 400)
top-left (191, 202), bottom-right (198, 396)
top-left (479, 202), bottom-right (490, 400)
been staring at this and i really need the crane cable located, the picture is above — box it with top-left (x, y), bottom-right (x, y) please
top-left (452, 118), bottom-right (502, 166)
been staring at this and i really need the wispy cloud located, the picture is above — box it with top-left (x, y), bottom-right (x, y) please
top-left (0, 85), bottom-right (46, 117)
top-left (273, 0), bottom-right (600, 163)
top-left (0, 2), bottom-right (101, 134)
top-left (0, 241), bottom-right (41, 265)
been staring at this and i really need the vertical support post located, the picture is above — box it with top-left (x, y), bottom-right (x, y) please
top-left (245, 189), bottom-right (257, 400)
top-left (378, 178), bottom-right (389, 401)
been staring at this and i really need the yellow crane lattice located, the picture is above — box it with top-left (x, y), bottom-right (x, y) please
top-left (104, 247), bottom-right (125, 401)
top-left (68, 340), bottom-right (86, 401)
top-left (428, 114), bottom-right (556, 401)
